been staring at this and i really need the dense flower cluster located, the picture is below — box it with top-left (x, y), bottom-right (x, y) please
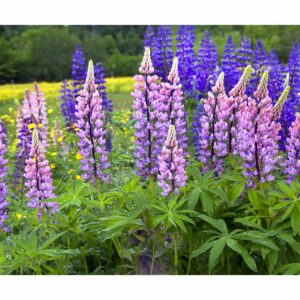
top-left (284, 113), bottom-right (300, 183)
top-left (132, 47), bottom-right (161, 178)
top-left (75, 60), bottom-right (110, 183)
top-left (0, 119), bottom-right (9, 231)
top-left (60, 79), bottom-right (76, 128)
top-left (158, 125), bottom-right (187, 196)
top-left (72, 44), bottom-right (86, 98)
top-left (152, 26), bottom-right (173, 81)
top-left (24, 129), bottom-right (58, 219)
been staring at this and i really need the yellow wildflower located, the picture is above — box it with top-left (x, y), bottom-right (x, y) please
top-left (50, 163), bottom-right (56, 169)
top-left (57, 137), bottom-right (63, 143)
top-left (38, 123), bottom-right (43, 128)
top-left (48, 108), bottom-right (53, 114)
top-left (16, 213), bottom-right (22, 219)
top-left (76, 175), bottom-right (83, 181)
top-left (28, 123), bottom-right (36, 130)
top-left (75, 152), bottom-right (83, 160)
top-left (50, 152), bottom-right (57, 156)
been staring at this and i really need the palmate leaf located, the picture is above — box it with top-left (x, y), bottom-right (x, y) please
top-left (229, 183), bottom-right (245, 202)
top-left (192, 240), bottom-right (216, 258)
top-left (209, 237), bottom-right (227, 272)
top-left (277, 181), bottom-right (297, 200)
top-left (197, 214), bottom-right (228, 235)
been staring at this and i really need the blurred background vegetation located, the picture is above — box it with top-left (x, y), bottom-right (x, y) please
top-left (0, 25), bottom-right (300, 84)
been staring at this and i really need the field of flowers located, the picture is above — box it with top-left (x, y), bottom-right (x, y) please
top-left (0, 26), bottom-right (300, 275)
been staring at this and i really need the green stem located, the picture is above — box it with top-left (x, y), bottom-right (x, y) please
top-left (174, 229), bottom-right (179, 275)
top-left (186, 228), bottom-right (192, 275)
top-left (150, 242), bottom-right (155, 275)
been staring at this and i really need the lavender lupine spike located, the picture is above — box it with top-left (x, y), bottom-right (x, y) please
top-left (75, 60), bottom-right (110, 183)
top-left (221, 35), bottom-right (239, 92)
top-left (0, 120), bottom-right (9, 232)
top-left (236, 36), bottom-right (253, 73)
top-left (152, 26), bottom-right (173, 81)
top-left (160, 57), bottom-right (188, 156)
top-left (284, 113), bottom-right (300, 183)
top-left (33, 82), bottom-right (48, 147)
top-left (158, 125), bottom-right (187, 196)
top-left (72, 44), bottom-right (86, 98)
top-left (280, 42), bottom-right (300, 149)
top-left (13, 90), bottom-right (36, 190)
top-left (60, 79), bottom-right (76, 129)
top-left (132, 47), bottom-right (161, 178)
top-left (236, 71), bottom-right (281, 187)
top-left (194, 72), bottom-right (226, 174)
top-left (176, 25), bottom-right (195, 98)
top-left (24, 129), bottom-right (58, 219)
top-left (94, 62), bottom-right (113, 152)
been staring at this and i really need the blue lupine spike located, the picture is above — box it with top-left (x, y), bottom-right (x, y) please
top-left (236, 36), bottom-right (252, 72)
top-left (72, 44), bottom-right (86, 99)
top-left (176, 25), bottom-right (196, 98)
top-left (60, 79), bottom-right (76, 129)
top-left (144, 26), bottom-right (156, 51)
top-left (152, 25), bottom-right (173, 81)
top-left (221, 35), bottom-right (239, 92)
top-left (279, 41), bottom-right (300, 150)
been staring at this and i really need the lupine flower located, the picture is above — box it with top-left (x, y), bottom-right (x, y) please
top-left (273, 85), bottom-right (291, 121)
top-left (250, 39), bottom-right (269, 94)
top-left (0, 119), bottom-right (9, 232)
top-left (284, 113), bottom-right (300, 183)
top-left (268, 49), bottom-right (285, 105)
top-left (236, 36), bottom-right (252, 72)
top-left (152, 26), bottom-right (173, 81)
top-left (75, 60), bottom-right (110, 183)
top-left (195, 30), bottom-right (219, 99)
top-left (176, 25), bottom-right (196, 98)
top-left (72, 44), bottom-right (86, 98)
top-left (160, 57), bottom-right (188, 156)
top-left (24, 129), bottom-right (58, 219)
top-left (132, 47), bottom-right (161, 178)
top-left (13, 90), bottom-right (36, 189)
top-left (33, 82), bottom-right (48, 147)
top-left (194, 72), bottom-right (227, 174)
top-left (280, 42), bottom-right (300, 148)
top-left (94, 61), bottom-right (113, 152)
top-left (158, 125), bottom-right (187, 196)
top-left (221, 35), bottom-right (239, 92)
top-left (60, 79), bottom-right (76, 129)
top-left (236, 71), bottom-right (285, 187)
top-left (144, 25), bottom-right (156, 51)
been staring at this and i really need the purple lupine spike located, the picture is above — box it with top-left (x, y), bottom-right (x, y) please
top-left (160, 57), bottom-right (188, 157)
top-left (176, 25), bottom-right (196, 98)
top-left (152, 26), bottom-right (173, 81)
top-left (60, 79), bottom-right (76, 129)
top-left (236, 71), bottom-right (281, 187)
top-left (72, 44), bottom-right (86, 99)
top-left (144, 25), bottom-right (156, 51)
top-left (279, 41), bottom-right (300, 149)
top-left (94, 61), bottom-right (113, 152)
top-left (33, 82), bottom-right (48, 148)
top-left (268, 48), bottom-right (285, 105)
top-left (195, 30), bottom-right (219, 99)
top-left (75, 60), bottom-right (110, 183)
top-left (24, 128), bottom-right (58, 219)
top-left (236, 36), bottom-right (253, 72)
top-left (250, 39), bottom-right (269, 95)
top-left (132, 47), bottom-right (161, 178)
top-left (221, 35), bottom-right (239, 92)
top-left (194, 72), bottom-right (227, 174)
top-left (284, 113), bottom-right (300, 183)
top-left (0, 119), bottom-right (9, 232)
top-left (157, 124), bottom-right (187, 196)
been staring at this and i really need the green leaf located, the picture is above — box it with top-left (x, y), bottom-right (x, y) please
top-left (38, 232), bottom-right (65, 251)
top-left (209, 237), bottom-right (227, 272)
top-left (267, 250), bottom-right (278, 274)
top-left (198, 214), bottom-right (228, 234)
top-left (278, 181), bottom-right (297, 199)
top-left (230, 183), bottom-right (245, 202)
top-left (234, 217), bottom-right (265, 232)
top-left (247, 189), bottom-right (259, 207)
top-left (291, 207), bottom-right (300, 234)
top-left (200, 190), bottom-right (214, 216)
top-left (188, 188), bottom-right (200, 210)
top-left (226, 239), bottom-right (257, 272)
top-left (192, 241), bottom-right (214, 258)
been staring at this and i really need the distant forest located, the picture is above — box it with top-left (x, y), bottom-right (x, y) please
top-left (0, 25), bottom-right (299, 83)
